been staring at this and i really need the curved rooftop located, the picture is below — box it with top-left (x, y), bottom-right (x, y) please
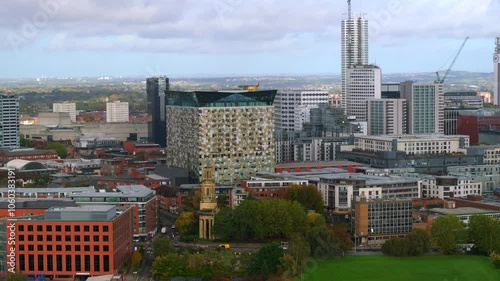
top-left (6, 159), bottom-right (48, 171)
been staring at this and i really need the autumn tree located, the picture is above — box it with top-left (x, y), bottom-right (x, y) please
top-left (330, 223), bottom-right (354, 255)
top-left (183, 190), bottom-right (201, 212)
top-left (131, 250), bottom-right (142, 271)
top-left (285, 184), bottom-right (324, 213)
top-left (151, 254), bottom-right (187, 280)
top-left (431, 215), bottom-right (466, 255)
top-left (175, 211), bottom-right (197, 236)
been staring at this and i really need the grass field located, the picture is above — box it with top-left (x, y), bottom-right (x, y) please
top-left (304, 255), bottom-right (500, 281)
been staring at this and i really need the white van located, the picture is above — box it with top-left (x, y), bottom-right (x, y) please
top-left (161, 227), bottom-right (167, 234)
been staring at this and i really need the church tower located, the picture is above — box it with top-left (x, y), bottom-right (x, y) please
top-left (199, 166), bottom-right (218, 240)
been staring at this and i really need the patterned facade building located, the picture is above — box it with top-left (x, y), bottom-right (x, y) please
top-left (167, 90), bottom-right (276, 184)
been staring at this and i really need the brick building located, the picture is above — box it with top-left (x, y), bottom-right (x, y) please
top-left (0, 205), bottom-right (133, 280)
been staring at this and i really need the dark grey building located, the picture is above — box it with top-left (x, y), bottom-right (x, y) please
top-left (147, 77), bottom-right (169, 147)
top-left (381, 83), bottom-right (401, 99)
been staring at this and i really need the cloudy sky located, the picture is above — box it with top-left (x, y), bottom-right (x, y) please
top-left (1, 0), bottom-right (499, 78)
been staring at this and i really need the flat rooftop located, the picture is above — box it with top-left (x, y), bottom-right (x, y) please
top-left (429, 207), bottom-right (499, 216)
top-left (0, 198), bottom-right (77, 209)
top-left (275, 161), bottom-right (361, 169)
top-left (355, 134), bottom-right (469, 142)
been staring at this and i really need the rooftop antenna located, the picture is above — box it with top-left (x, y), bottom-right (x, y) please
top-left (348, 0), bottom-right (352, 19)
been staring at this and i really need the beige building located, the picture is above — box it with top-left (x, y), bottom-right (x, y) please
top-left (53, 102), bottom-right (77, 122)
top-left (106, 101), bottom-right (129, 123)
top-left (166, 90), bottom-right (276, 184)
top-left (367, 99), bottom-right (407, 135)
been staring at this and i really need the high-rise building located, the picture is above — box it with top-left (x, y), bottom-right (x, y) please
top-left (367, 99), bottom-right (407, 135)
top-left (147, 77), bottom-right (168, 147)
top-left (106, 101), bottom-right (129, 123)
top-left (166, 90), bottom-right (276, 184)
top-left (400, 81), bottom-right (444, 134)
top-left (346, 64), bottom-right (381, 122)
top-left (341, 2), bottom-right (368, 110)
top-left (494, 37), bottom-right (500, 105)
top-left (53, 102), bottom-right (76, 122)
top-left (381, 83), bottom-right (401, 99)
top-left (0, 95), bottom-right (20, 149)
top-left (274, 90), bottom-right (329, 131)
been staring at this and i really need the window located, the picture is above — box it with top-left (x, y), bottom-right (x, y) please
top-left (38, 254), bottom-right (44, 271)
top-left (65, 235), bottom-right (71, 242)
top-left (56, 254), bottom-right (63, 271)
top-left (93, 226), bottom-right (99, 232)
top-left (103, 255), bottom-right (110, 272)
top-left (46, 235), bottom-right (52, 241)
top-left (93, 235), bottom-right (99, 242)
top-left (65, 245), bottom-right (71, 251)
top-left (84, 255), bottom-right (91, 271)
top-left (37, 225), bottom-right (43, 231)
top-left (28, 225), bottom-right (33, 232)
top-left (84, 235), bottom-right (90, 242)
top-left (37, 245), bottom-right (43, 251)
top-left (94, 255), bottom-right (100, 272)
top-left (20, 254), bottom-right (25, 271)
top-left (47, 245), bottom-right (53, 251)
top-left (75, 245), bottom-right (81, 251)
top-left (47, 255), bottom-right (53, 271)
top-left (28, 254), bottom-right (35, 271)
top-left (103, 236), bottom-right (109, 242)
top-left (46, 225), bottom-right (52, 231)
top-left (56, 225), bottom-right (61, 232)
top-left (28, 245), bottom-right (34, 251)
top-left (103, 245), bottom-right (109, 252)
top-left (19, 225), bottom-right (24, 231)
top-left (56, 235), bottom-right (62, 242)
top-left (75, 236), bottom-right (81, 242)
top-left (65, 225), bottom-right (71, 231)
top-left (66, 255), bottom-right (72, 271)
top-left (19, 245), bottom-right (25, 251)
top-left (103, 226), bottom-right (109, 232)
top-left (19, 235), bottom-right (24, 241)
top-left (37, 235), bottom-right (43, 241)
top-left (84, 226), bottom-right (90, 232)
top-left (75, 255), bottom-right (81, 271)
top-left (56, 245), bottom-right (62, 251)
top-left (84, 245), bottom-right (90, 252)
top-left (74, 225), bottom-right (81, 232)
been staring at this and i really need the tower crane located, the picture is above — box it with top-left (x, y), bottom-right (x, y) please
top-left (435, 36), bottom-right (469, 83)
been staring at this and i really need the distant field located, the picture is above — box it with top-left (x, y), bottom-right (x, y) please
top-left (303, 255), bottom-right (500, 281)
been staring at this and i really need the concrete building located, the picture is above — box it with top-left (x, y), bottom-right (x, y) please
top-left (241, 178), bottom-right (308, 200)
top-left (0, 95), bottom-right (20, 149)
top-left (351, 197), bottom-right (413, 247)
top-left (420, 175), bottom-right (482, 199)
top-left (400, 81), bottom-right (444, 134)
top-left (106, 101), bottom-right (129, 123)
top-left (479, 144), bottom-right (500, 165)
top-left (0, 205), bottom-right (133, 280)
top-left (494, 37), bottom-right (500, 105)
top-left (428, 207), bottom-right (500, 224)
top-left (447, 165), bottom-right (500, 194)
top-left (166, 90), bottom-right (276, 184)
top-left (341, 10), bottom-right (368, 109)
top-left (147, 76), bottom-right (168, 147)
top-left (381, 83), bottom-right (400, 99)
top-left (346, 64), bottom-right (381, 122)
top-left (274, 90), bottom-right (329, 131)
top-left (444, 91), bottom-right (484, 109)
top-left (317, 174), bottom-right (420, 211)
top-left (367, 99), bottom-right (406, 135)
top-left (457, 111), bottom-right (500, 144)
top-left (53, 102), bottom-right (77, 122)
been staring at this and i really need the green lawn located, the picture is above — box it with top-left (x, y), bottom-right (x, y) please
top-left (304, 255), bottom-right (500, 281)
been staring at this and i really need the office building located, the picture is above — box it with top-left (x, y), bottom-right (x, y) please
top-left (106, 101), bottom-right (129, 123)
top-left (166, 90), bottom-right (276, 184)
top-left (447, 165), bottom-right (500, 194)
top-left (53, 102), bottom-right (77, 122)
top-left (0, 205), bottom-right (133, 280)
top-left (274, 90), bottom-right (329, 131)
top-left (341, 5), bottom-right (368, 110)
top-left (494, 37), bottom-right (500, 105)
top-left (351, 197), bottom-right (413, 247)
top-left (346, 64), bottom-right (381, 122)
top-left (147, 77), bottom-right (168, 147)
top-left (0, 95), bottom-right (20, 149)
top-left (420, 175), bottom-right (482, 199)
top-left (457, 112), bottom-right (500, 144)
top-left (367, 99), bottom-right (406, 135)
top-left (444, 91), bottom-right (483, 109)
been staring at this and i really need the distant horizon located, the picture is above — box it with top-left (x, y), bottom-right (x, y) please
top-left (0, 69), bottom-right (494, 81)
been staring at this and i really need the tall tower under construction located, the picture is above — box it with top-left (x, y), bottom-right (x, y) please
top-left (341, 0), bottom-right (369, 110)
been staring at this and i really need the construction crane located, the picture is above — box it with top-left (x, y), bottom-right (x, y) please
top-left (435, 36), bottom-right (469, 83)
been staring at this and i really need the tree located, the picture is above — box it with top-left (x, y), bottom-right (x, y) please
top-left (20, 134), bottom-right (30, 148)
top-left (382, 237), bottom-right (407, 256)
top-left (131, 250), bottom-right (142, 271)
top-left (183, 190), bottom-right (201, 212)
top-left (306, 219), bottom-right (338, 259)
top-left (153, 236), bottom-right (175, 257)
top-left (151, 254), bottom-right (187, 280)
top-left (213, 207), bottom-right (237, 241)
top-left (468, 214), bottom-right (500, 255)
top-left (285, 233), bottom-right (310, 278)
top-left (490, 251), bottom-right (500, 269)
top-left (175, 211), bottom-right (197, 236)
top-left (248, 242), bottom-right (285, 279)
top-left (285, 184), bottom-right (324, 213)
top-left (405, 229), bottom-right (432, 256)
top-left (431, 215), bottom-right (466, 255)
top-left (330, 223), bottom-right (354, 255)
top-left (5, 273), bottom-right (28, 281)
top-left (217, 194), bottom-right (229, 209)
top-left (47, 142), bottom-right (68, 158)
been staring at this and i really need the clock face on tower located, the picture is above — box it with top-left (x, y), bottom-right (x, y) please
top-left (494, 54), bottom-right (500, 63)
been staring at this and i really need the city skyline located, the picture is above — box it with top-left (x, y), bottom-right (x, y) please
top-left (1, 0), bottom-right (499, 78)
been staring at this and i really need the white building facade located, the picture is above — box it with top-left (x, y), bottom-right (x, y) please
top-left (0, 95), bottom-right (20, 149)
top-left (274, 90), bottom-right (329, 131)
top-left (106, 101), bottom-right (129, 123)
top-left (341, 14), bottom-right (368, 110)
top-left (53, 102), bottom-right (76, 122)
top-left (420, 176), bottom-right (482, 199)
top-left (346, 64), bottom-right (381, 122)
top-left (367, 99), bottom-right (406, 135)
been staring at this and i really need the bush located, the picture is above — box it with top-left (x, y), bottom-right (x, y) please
top-left (491, 252), bottom-right (500, 269)
top-left (382, 229), bottom-right (431, 257)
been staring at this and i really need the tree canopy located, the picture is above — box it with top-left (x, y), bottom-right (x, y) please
top-left (431, 215), bottom-right (466, 255)
top-left (468, 214), bottom-right (500, 255)
top-left (47, 142), bottom-right (68, 158)
top-left (285, 184), bottom-right (324, 213)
